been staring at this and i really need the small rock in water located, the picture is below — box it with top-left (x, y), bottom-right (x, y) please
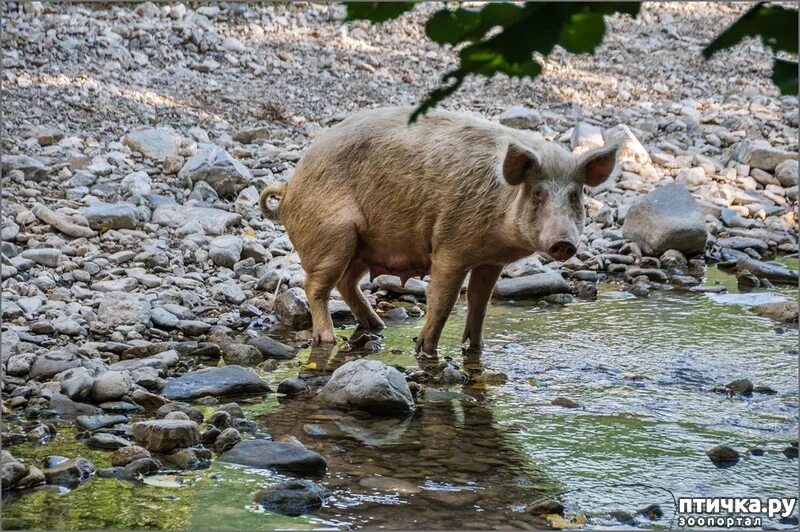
top-left (726, 378), bottom-right (754, 396)
top-left (706, 445), bottom-right (740, 466)
top-left (551, 397), bottom-right (580, 408)
top-left (255, 479), bottom-right (329, 516)
top-left (526, 498), bottom-right (564, 515)
top-left (131, 419), bottom-right (200, 452)
top-left (636, 504), bottom-right (664, 520)
top-left (219, 440), bottom-right (327, 475)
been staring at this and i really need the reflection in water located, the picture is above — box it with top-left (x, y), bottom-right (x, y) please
top-left (258, 334), bottom-right (556, 529)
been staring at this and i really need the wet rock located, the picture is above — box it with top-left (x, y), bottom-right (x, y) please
top-left (82, 202), bottom-right (139, 230)
top-left (551, 397), bottom-right (580, 408)
top-left (752, 300), bottom-right (799, 322)
top-left (637, 504), bottom-right (664, 520)
top-left (90, 371), bottom-right (133, 402)
top-left (734, 258), bottom-right (798, 284)
top-left (659, 249), bottom-right (687, 270)
top-left (278, 378), bottom-right (308, 396)
top-left (164, 447), bottom-right (210, 470)
top-left (736, 270), bottom-right (760, 291)
top-left (526, 498), bottom-right (564, 515)
top-left (274, 287), bottom-right (311, 328)
top-left (248, 336), bottom-right (296, 360)
top-left (162, 365), bottom-right (270, 401)
top-left (315, 359), bottom-right (415, 415)
top-left (706, 445), bottom-right (740, 466)
top-left (124, 127), bottom-right (181, 160)
top-left (622, 183), bottom-right (707, 256)
top-left (110, 445), bottom-right (151, 467)
top-left (211, 428), bottom-right (242, 453)
top-left (132, 419), bottom-right (200, 452)
top-left (156, 403), bottom-right (204, 423)
top-left (178, 144), bottom-right (252, 197)
top-left (255, 479), bottom-right (328, 517)
top-left (43, 457), bottom-right (94, 486)
top-left (1, 451), bottom-right (29, 489)
top-left (76, 414), bottom-right (127, 431)
top-left (783, 446), bottom-right (799, 459)
top-left (219, 440), bottom-right (327, 474)
top-left (726, 378), bottom-right (754, 395)
top-left (493, 272), bottom-right (570, 299)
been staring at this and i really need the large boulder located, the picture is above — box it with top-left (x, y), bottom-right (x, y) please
top-left (219, 440), bottom-right (327, 475)
top-left (178, 144), bottom-right (252, 197)
top-left (131, 419), bottom-right (200, 452)
top-left (315, 359), bottom-right (415, 415)
top-left (493, 272), bottom-right (570, 299)
top-left (621, 183), bottom-right (708, 256)
top-left (162, 365), bottom-right (270, 401)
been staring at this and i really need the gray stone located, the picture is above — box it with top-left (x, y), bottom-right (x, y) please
top-left (212, 280), bottom-right (246, 304)
top-left (733, 140), bottom-right (796, 171)
top-left (48, 393), bottom-right (101, 416)
top-left (109, 349), bottom-right (179, 372)
top-left (98, 292), bottom-right (152, 326)
top-left (76, 414), bottom-right (128, 431)
top-left (132, 419), bottom-right (200, 452)
top-left (43, 457), bottom-right (94, 486)
top-left (178, 144), bottom-right (252, 197)
top-left (493, 272), bottom-right (570, 299)
top-left (177, 320), bottom-right (212, 336)
top-left (255, 479), bottom-right (328, 516)
top-left (150, 307), bottom-right (179, 329)
top-left (121, 171), bottom-right (152, 196)
top-left (209, 235), bottom-right (243, 268)
top-left (92, 277), bottom-right (138, 292)
top-left (315, 359), bottom-right (415, 414)
top-left (82, 202), bottom-right (139, 230)
top-left (109, 445), bottom-right (150, 467)
top-left (152, 205), bottom-right (241, 235)
top-left (30, 350), bottom-right (80, 379)
top-left (375, 275), bottom-right (428, 297)
top-left (498, 105), bottom-right (542, 129)
top-left (90, 371), bottom-right (133, 402)
top-left (20, 248), bottom-right (62, 267)
top-left (211, 427), bottom-right (242, 453)
top-left (163, 365), bottom-right (270, 401)
top-left (124, 127), bottom-right (181, 160)
top-left (248, 336), bottom-right (296, 360)
top-left (219, 440), bottom-right (327, 474)
top-left (60, 367), bottom-right (95, 400)
top-left (752, 300), bottom-right (799, 322)
top-left (2, 155), bottom-right (49, 181)
top-left (571, 122), bottom-right (604, 151)
top-left (85, 433), bottom-right (131, 450)
top-left (622, 183), bottom-right (708, 256)
top-left (274, 287), bottom-right (311, 328)
top-left (774, 159), bottom-right (798, 188)
top-left (604, 124), bottom-right (649, 164)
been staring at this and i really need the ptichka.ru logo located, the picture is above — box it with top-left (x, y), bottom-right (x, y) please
top-left (677, 497), bottom-right (797, 528)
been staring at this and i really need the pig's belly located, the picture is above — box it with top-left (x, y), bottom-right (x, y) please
top-left (354, 240), bottom-right (432, 282)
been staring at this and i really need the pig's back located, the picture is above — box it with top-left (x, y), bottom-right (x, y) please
top-left (282, 107), bottom-right (530, 255)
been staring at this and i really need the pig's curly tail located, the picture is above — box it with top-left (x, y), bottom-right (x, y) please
top-left (259, 181), bottom-right (287, 219)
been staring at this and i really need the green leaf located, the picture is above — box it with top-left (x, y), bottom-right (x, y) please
top-left (344, 2), bottom-right (415, 23)
top-left (703, 2), bottom-right (798, 58)
top-left (559, 12), bottom-right (606, 54)
top-left (772, 58), bottom-right (798, 95)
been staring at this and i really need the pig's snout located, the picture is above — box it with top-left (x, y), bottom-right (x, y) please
top-left (547, 240), bottom-right (577, 261)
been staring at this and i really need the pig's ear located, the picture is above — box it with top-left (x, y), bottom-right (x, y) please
top-left (502, 143), bottom-right (541, 186)
top-left (578, 142), bottom-right (619, 187)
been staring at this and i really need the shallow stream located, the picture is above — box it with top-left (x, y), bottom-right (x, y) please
top-left (4, 265), bottom-right (798, 530)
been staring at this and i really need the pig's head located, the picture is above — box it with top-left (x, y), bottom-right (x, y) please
top-left (500, 140), bottom-right (619, 260)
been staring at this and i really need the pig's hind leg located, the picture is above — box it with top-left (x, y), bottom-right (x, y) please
top-left (296, 222), bottom-right (359, 345)
top-left (337, 259), bottom-right (385, 331)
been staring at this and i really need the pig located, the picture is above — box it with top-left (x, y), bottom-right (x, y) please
top-left (260, 107), bottom-right (619, 355)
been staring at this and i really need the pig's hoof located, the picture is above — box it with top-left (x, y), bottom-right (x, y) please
top-left (414, 336), bottom-right (438, 358)
top-left (312, 330), bottom-right (336, 344)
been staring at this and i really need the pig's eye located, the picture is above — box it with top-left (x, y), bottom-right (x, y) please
top-left (532, 187), bottom-right (548, 204)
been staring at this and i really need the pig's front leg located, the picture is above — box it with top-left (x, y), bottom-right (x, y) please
top-left (415, 259), bottom-right (469, 356)
top-left (462, 263), bottom-right (503, 349)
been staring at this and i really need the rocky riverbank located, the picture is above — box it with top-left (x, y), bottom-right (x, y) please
top-left (1, 1), bottom-right (797, 527)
